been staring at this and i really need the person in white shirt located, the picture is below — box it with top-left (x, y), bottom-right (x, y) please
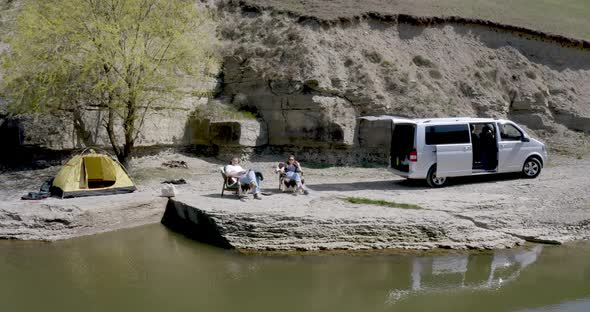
top-left (225, 157), bottom-right (261, 200)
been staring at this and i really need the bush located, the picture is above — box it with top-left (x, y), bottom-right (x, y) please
top-left (364, 50), bottom-right (383, 64)
top-left (192, 103), bottom-right (257, 121)
top-left (429, 69), bottom-right (442, 79)
top-left (412, 55), bottom-right (434, 67)
top-left (525, 70), bottom-right (537, 80)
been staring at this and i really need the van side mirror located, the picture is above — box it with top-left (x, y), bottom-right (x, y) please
top-left (521, 137), bottom-right (530, 142)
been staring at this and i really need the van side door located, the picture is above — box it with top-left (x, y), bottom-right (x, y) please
top-left (426, 124), bottom-right (473, 177)
top-left (497, 122), bottom-right (526, 173)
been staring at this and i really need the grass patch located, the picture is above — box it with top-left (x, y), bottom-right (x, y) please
top-left (341, 197), bottom-right (422, 209)
top-left (242, 0), bottom-right (590, 41)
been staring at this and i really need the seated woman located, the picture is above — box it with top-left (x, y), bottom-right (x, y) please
top-left (225, 156), bottom-right (262, 200)
top-left (276, 155), bottom-right (309, 195)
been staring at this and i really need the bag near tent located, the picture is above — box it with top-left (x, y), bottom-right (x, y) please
top-left (51, 150), bottom-right (136, 198)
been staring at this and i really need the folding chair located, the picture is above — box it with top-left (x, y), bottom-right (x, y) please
top-left (220, 166), bottom-right (251, 198)
top-left (277, 162), bottom-right (305, 192)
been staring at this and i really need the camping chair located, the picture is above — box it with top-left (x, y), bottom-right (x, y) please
top-left (276, 162), bottom-right (305, 192)
top-left (220, 166), bottom-right (252, 198)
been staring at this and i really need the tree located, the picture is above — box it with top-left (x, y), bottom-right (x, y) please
top-left (1, 0), bottom-right (219, 164)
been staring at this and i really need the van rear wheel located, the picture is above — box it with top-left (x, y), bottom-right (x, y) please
top-left (427, 165), bottom-right (447, 187)
top-left (522, 157), bottom-right (542, 178)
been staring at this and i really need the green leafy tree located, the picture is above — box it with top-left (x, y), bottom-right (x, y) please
top-left (1, 0), bottom-right (219, 164)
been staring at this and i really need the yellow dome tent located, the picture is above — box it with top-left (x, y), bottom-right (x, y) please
top-left (51, 150), bottom-right (136, 198)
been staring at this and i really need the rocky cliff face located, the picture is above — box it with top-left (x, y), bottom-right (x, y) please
top-left (1, 0), bottom-right (589, 166)
top-left (216, 1), bottom-right (590, 157)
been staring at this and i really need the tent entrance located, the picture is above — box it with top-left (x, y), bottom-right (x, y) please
top-left (83, 156), bottom-right (117, 189)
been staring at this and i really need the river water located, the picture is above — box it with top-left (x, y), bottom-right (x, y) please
top-left (1, 224), bottom-right (589, 312)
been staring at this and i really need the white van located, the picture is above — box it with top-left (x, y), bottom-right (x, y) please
top-left (386, 117), bottom-right (548, 187)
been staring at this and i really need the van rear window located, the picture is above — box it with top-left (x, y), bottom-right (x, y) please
top-left (425, 124), bottom-right (470, 145)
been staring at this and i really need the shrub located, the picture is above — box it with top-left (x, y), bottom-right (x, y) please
top-left (525, 70), bottom-right (537, 80)
top-left (429, 69), bottom-right (442, 79)
top-left (412, 55), bottom-right (434, 67)
top-left (475, 59), bottom-right (487, 68)
top-left (192, 103), bottom-right (257, 121)
top-left (364, 50), bottom-right (383, 64)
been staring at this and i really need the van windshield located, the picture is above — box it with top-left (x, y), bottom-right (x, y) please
top-left (391, 124), bottom-right (415, 172)
top-left (500, 123), bottom-right (523, 141)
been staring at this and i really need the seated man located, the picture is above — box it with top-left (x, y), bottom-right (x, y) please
top-left (225, 156), bottom-right (262, 200)
top-left (480, 125), bottom-right (497, 170)
top-left (276, 154), bottom-right (309, 195)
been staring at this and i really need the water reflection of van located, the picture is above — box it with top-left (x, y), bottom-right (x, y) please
top-left (387, 245), bottom-right (543, 302)
top-left (387, 117), bottom-right (548, 187)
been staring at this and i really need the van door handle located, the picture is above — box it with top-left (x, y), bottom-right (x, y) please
top-left (464, 146), bottom-right (471, 151)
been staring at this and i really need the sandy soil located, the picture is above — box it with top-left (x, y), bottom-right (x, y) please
top-left (1, 152), bottom-right (588, 250)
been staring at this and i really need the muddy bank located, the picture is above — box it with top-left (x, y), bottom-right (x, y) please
top-left (0, 193), bottom-right (167, 241)
top-left (2, 153), bottom-right (586, 251)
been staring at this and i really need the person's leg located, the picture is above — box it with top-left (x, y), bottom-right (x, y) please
top-left (481, 147), bottom-right (488, 170)
top-left (239, 171), bottom-right (260, 195)
top-left (248, 171), bottom-right (260, 195)
top-left (285, 172), bottom-right (298, 190)
top-left (292, 173), bottom-right (301, 184)
top-left (251, 171), bottom-right (261, 199)
top-left (291, 173), bottom-right (307, 194)
top-left (238, 174), bottom-right (251, 196)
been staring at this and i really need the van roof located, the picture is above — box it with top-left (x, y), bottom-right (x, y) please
top-left (360, 115), bottom-right (505, 125)
top-left (414, 117), bottom-right (498, 124)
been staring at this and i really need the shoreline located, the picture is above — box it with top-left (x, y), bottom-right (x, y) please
top-left (1, 153), bottom-right (589, 251)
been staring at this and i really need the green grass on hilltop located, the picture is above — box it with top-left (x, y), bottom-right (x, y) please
top-left (245, 0), bottom-right (590, 41)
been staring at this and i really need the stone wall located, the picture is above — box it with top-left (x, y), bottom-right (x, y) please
top-left (0, 98), bottom-right (275, 166)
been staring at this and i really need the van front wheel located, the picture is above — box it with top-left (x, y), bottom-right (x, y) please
top-left (427, 165), bottom-right (447, 187)
top-left (522, 157), bottom-right (542, 178)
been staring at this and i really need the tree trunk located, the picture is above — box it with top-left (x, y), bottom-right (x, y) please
top-left (120, 96), bottom-right (137, 167)
top-left (106, 107), bottom-right (125, 164)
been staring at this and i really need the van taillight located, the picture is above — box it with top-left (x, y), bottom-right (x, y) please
top-left (409, 150), bottom-right (417, 162)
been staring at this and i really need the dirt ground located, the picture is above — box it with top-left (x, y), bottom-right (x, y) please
top-left (1, 151), bottom-right (588, 249)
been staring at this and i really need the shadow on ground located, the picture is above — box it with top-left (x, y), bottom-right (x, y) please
top-left (307, 173), bottom-right (524, 192)
top-left (449, 173), bottom-right (522, 186)
top-left (202, 188), bottom-right (284, 199)
top-left (307, 179), bottom-right (425, 191)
